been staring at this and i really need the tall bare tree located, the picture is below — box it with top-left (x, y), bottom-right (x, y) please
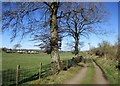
top-left (63, 3), bottom-right (108, 55)
top-left (2, 2), bottom-right (75, 72)
top-left (2, 2), bottom-right (62, 72)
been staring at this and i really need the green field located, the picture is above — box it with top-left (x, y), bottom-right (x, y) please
top-left (2, 51), bottom-right (119, 85)
top-left (2, 51), bottom-right (79, 85)
top-left (2, 51), bottom-right (76, 70)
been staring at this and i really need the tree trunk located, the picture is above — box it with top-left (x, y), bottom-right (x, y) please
top-left (74, 20), bottom-right (79, 56)
top-left (50, 2), bottom-right (60, 73)
top-left (74, 35), bottom-right (79, 56)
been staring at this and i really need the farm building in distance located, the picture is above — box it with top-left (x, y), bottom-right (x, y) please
top-left (2, 47), bottom-right (41, 54)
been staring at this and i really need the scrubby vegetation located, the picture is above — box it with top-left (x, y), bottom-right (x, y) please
top-left (91, 40), bottom-right (118, 60)
top-left (91, 40), bottom-right (119, 84)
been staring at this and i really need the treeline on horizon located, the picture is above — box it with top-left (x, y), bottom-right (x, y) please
top-left (1, 39), bottom-right (120, 61)
top-left (1, 47), bottom-right (81, 53)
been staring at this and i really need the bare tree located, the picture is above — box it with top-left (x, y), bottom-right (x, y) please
top-left (13, 43), bottom-right (22, 49)
top-left (2, 2), bottom-right (75, 72)
top-left (63, 3), bottom-right (108, 56)
top-left (33, 32), bottom-right (62, 54)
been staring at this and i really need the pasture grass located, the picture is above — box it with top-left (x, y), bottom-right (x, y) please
top-left (2, 52), bottom-right (51, 70)
top-left (80, 58), bottom-right (95, 84)
top-left (93, 56), bottom-right (119, 84)
top-left (2, 51), bottom-right (75, 70)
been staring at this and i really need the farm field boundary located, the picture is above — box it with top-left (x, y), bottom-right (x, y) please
top-left (2, 56), bottom-right (82, 85)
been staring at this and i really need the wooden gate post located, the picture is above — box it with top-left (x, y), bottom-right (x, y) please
top-left (16, 65), bottom-right (20, 86)
top-left (39, 62), bottom-right (42, 80)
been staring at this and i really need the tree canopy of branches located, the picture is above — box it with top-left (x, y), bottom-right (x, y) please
top-left (62, 3), bottom-right (108, 55)
top-left (2, 2), bottom-right (63, 72)
top-left (2, 2), bottom-right (108, 72)
top-left (13, 43), bottom-right (22, 49)
top-left (2, 2), bottom-right (76, 72)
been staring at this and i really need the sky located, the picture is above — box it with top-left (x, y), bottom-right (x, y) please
top-left (1, 0), bottom-right (120, 2)
top-left (1, 2), bottom-right (118, 51)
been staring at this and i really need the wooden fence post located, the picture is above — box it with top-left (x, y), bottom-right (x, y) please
top-left (67, 60), bottom-right (69, 69)
top-left (16, 65), bottom-right (20, 86)
top-left (39, 62), bottom-right (42, 80)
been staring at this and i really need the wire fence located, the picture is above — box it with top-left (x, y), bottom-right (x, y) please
top-left (2, 69), bottom-right (16, 86)
top-left (2, 56), bottom-right (83, 86)
top-left (19, 67), bottom-right (39, 85)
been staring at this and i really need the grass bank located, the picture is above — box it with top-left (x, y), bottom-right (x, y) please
top-left (93, 56), bottom-right (119, 84)
top-left (26, 63), bottom-right (83, 84)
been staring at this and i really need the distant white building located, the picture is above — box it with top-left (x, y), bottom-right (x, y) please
top-left (16, 49), bottom-right (39, 54)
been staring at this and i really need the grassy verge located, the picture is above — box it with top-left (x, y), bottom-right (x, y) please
top-left (80, 58), bottom-right (95, 84)
top-left (25, 63), bottom-right (83, 84)
top-left (93, 56), bottom-right (119, 84)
